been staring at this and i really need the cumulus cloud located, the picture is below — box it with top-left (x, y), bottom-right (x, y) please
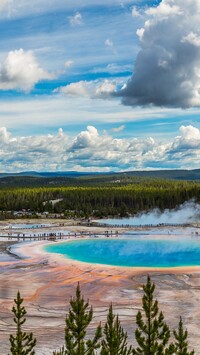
top-left (120, 0), bottom-right (200, 108)
top-left (0, 49), bottom-right (53, 92)
top-left (146, 1), bottom-right (182, 17)
top-left (0, 124), bottom-right (199, 172)
top-left (172, 125), bottom-right (200, 150)
top-left (56, 79), bottom-right (117, 99)
top-left (0, 127), bottom-right (68, 171)
top-left (69, 12), bottom-right (83, 26)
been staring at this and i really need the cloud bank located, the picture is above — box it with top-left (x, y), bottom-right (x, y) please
top-left (120, 0), bottom-right (200, 108)
top-left (0, 124), bottom-right (199, 172)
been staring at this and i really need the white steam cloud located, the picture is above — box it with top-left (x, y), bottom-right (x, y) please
top-left (100, 201), bottom-right (200, 226)
top-left (133, 201), bottom-right (200, 225)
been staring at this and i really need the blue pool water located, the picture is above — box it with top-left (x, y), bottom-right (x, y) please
top-left (44, 237), bottom-right (200, 268)
top-left (8, 223), bottom-right (51, 229)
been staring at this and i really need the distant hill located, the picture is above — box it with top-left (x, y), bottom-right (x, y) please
top-left (0, 169), bottom-right (199, 180)
top-left (0, 171), bottom-right (101, 178)
top-left (123, 169), bottom-right (200, 180)
top-left (0, 169), bottom-right (198, 188)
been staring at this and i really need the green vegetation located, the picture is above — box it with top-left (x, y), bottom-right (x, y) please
top-left (0, 177), bottom-right (199, 218)
top-left (173, 318), bottom-right (194, 355)
top-left (101, 304), bottom-right (132, 355)
top-left (64, 283), bottom-right (102, 355)
top-left (133, 275), bottom-right (173, 355)
top-left (9, 291), bottom-right (36, 355)
top-left (6, 277), bottom-right (195, 355)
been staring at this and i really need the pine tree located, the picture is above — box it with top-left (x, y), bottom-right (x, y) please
top-left (173, 317), bottom-right (194, 355)
top-left (9, 291), bottom-right (36, 355)
top-left (100, 304), bottom-right (132, 355)
top-left (133, 275), bottom-right (173, 355)
top-left (53, 347), bottom-right (65, 355)
top-left (64, 283), bottom-right (102, 355)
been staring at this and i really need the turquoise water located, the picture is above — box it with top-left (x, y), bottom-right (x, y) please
top-left (9, 223), bottom-right (51, 229)
top-left (44, 237), bottom-right (200, 268)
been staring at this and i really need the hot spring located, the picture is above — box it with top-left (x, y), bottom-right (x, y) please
top-left (44, 235), bottom-right (200, 268)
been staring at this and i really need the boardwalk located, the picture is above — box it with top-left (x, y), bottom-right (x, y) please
top-left (0, 222), bottom-right (196, 242)
top-left (0, 230), bottom-right (119, 241)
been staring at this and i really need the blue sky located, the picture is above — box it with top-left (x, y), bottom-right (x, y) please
top-left (0, 0), bottom-right (199, 172)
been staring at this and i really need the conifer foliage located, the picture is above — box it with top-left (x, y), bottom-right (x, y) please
top-left (9, 291), bottom-right (36, 355)
top-left (100, 304), bottom-right (132, 355)
top-left (132, 275), bottom-right (173, 355)
top-left (53, 346), bottom-right (65, 355)
top-left (64, 283), bottom-right (102, 355)
top-left (173, 317), bottom-right (194, 355)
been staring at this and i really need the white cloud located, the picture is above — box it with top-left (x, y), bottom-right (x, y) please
top-left (105, 39), bottom-right (113, 47)
top-left (182, 32), bottom-right (200, 47)
top-left (95, 80), bottom-right (116, 97)
top-left (72, 126), bottom-right (99, 149)
top-left (136, 28), bottom-right (145, 41)
top-left (111, 125), bottom-right (125, 133)
top-left (120, 0), bottom-right (200, 108)
top-left (69, 12), bottom-right (83, 26)
top-left (67, 124), bottom-right (200, 170)
top-left (64, 60), bottom-right (74, 68)
top-left (131, 6), bottom-right (141, 17)
top-left (58, 81), bottom-right (90, 97)
top-left (172, 125), bottom-right (200, 150)
top-left (0, 49), bottom-right (53, 92)
top-left (91, 63), bottom-right (132, 74)
top-left (0, 124), bottom-right (199, 171)
top-left (146, 1), bottom-right (182, 17)
top-left (56, 79), bottom-right (117, 99)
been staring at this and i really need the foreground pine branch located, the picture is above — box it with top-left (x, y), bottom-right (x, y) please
top-left (173, 317), bottom-right (194, 355)
top-left (132, 275), bottom-right (174, 355)
top-left (100, 303), bottom-right (132, 355)
top-left (9, 291), bottom-right (36, 355)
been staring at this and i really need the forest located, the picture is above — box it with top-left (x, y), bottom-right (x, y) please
top-left (0, 177), bottom-right (199, 218)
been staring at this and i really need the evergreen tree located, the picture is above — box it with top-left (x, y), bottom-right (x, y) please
top-left (9, 291), bottom-right (36, 355)
top-left (53, 347), bottom-right (65, 355)
top-left (173, 317), bottom-right (194, 355)
top-left (100, 304), bottom-right (132, 355)
top-left (64, 283), bottom-right (102, 355)
top-left (133, 275), bottom-right (173, 355)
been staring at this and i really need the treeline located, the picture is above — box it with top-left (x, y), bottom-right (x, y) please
top-left (7, 277), bottom-right (194, 355)
top-left (0, 179), bottom-right (199, 218)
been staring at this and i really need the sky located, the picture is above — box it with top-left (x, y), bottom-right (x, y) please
top-left (0, 0), bottom-right (200, 172)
